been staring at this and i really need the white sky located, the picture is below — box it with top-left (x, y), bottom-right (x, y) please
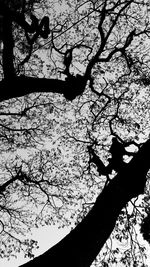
top-left (1, 1), bottom-right (150, 266)
top-left (1, 223), bottom-right (150, 266)
top-left (0, 226), bottom-right (70, 267)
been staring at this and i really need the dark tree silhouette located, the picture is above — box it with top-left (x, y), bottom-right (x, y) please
top-left (19, 138), bottom-right (150, 267)
top-left (0, 1), bottom-right (150, 267)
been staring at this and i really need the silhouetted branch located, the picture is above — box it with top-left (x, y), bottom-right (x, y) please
top-left (20, 138), bottom-right (150, 267)
top-left (0, 75), bottom-right (87, 101)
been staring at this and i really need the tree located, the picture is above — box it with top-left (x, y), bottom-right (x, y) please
top-left (1, 0), bottom-right (150, 266)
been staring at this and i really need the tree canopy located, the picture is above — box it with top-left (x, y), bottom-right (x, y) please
top-left (1, 0), bottom-right (150, 266)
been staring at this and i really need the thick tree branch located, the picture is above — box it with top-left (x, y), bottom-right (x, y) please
top-left (0, 75), bottom-right (87, 102)
top-left (1, 3), bottom-right (47, 36)
top-left (20, 138), bottom-right (150, 267)
top-left (3, 11), bottom-right (15, 79)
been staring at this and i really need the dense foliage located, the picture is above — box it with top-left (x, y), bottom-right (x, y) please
top-left (1, 0), bottom-right (150, 266)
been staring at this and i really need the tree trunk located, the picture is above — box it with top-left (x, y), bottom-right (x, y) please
top-left (20, 139), bottom-right (150, 267)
